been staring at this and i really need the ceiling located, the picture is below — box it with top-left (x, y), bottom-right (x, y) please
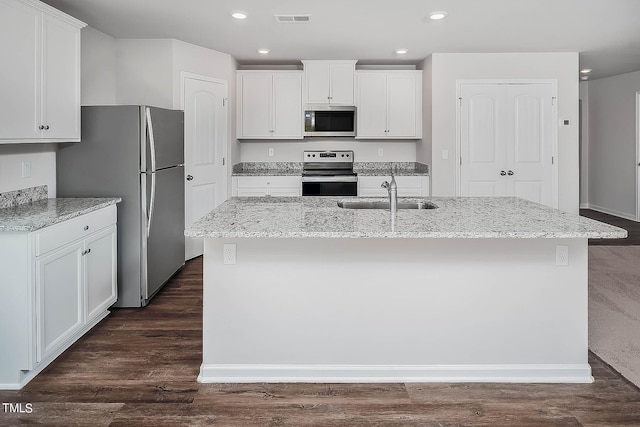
top-left (42, 0), bottom-right (640, 80)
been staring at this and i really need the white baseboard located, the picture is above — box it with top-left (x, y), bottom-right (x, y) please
top-left (198, 363), bottom-right (594, 384)
top-left (583, 204), bottom-right (637, 221)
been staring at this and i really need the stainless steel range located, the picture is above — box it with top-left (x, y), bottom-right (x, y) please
top-left (302, 150), bottom-right (357, 196)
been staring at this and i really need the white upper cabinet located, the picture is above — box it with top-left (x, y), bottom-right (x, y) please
top-left (0, 0), bottom-right (85, 143)
top-left (237, 71), bottom-right (303, 139)
top-left (356, 70), bottom-right (422, 139)
top-left (302, 60), bottom-right (356, 105)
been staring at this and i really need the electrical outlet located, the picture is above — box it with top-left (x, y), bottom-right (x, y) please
top-left (378, 148), bottom-right (384, 157)
top-left (556, 245), bottom-right (569, 266)
top-left (223, 243), bottom-right (236, 265)
top-left (22, 162), bottom-right (31, 178)
top-left (268, 147), bottom-right (274, 157)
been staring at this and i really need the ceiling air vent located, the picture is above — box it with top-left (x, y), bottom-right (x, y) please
top-left (274, 14), bottom-right (312, 23)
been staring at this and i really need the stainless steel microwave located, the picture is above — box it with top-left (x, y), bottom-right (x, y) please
top-left (304, 105), bottom-right (356, 137)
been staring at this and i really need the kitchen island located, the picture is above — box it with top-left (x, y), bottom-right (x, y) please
top-left (185, 196), bottom-right (625, 383)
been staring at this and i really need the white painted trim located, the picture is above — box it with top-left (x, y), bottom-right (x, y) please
top-left (579, 203), bottom-right (590, 210)
top-left (455, 79), bottom-right (559, 208)
top-left (585, 203), bottom-right (637, 221)
top-left (635, 91), bottom-right (640, 221)
top-left (18, 0), bottom-right (87, 28)
top-left (199, 363), bottom-right (594, 384)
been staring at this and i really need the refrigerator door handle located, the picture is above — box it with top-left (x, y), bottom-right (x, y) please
top-left (145, 107), bottom-right (157, 237)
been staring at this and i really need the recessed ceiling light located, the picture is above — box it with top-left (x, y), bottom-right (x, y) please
top-left (231, 10), bottom-right (247, 20)
top-left (258, 48), bottom-right (270, 54)
top-left (580, 68), bottom-right (592, 74)
top-left (395, 49), bottom-right (408, 54)
top-left (580, 76), bottom-right (589, 81)
top-left (429, 11), bottom-right (448, 20)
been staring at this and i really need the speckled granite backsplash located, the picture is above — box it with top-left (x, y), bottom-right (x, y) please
top-left (0, 185), bottom-right (48, 209)
top-left (232, 162), bottom-right (429, 175)
top-left (354, 162), bottom-right (429, 174)
top-left (233, 162), bottom-right (303, 173)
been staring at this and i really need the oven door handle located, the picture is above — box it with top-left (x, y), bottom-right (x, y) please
top-left (301, 176), bottom-right (358, 183)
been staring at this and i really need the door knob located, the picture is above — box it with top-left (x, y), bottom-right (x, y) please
top-left (186, 175), bottom-right (194, 181)
top-left (507, 170), bottom-right (514, 176)
top-left (500, 170), bottom-right (506, 176)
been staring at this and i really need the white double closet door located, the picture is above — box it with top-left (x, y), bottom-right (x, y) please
top-left (459, 82), bottom-right (556, 208)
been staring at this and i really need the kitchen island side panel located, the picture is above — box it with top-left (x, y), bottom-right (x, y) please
top-left (200, 237), bottom-right (590, 383)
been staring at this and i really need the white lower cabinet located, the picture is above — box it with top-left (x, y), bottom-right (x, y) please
top-left (36, 241), bottom-right (84, 363)
top-left (358, 175), bottom-right (430, 197)
top-left (85, 227), bottom-right (117, 321)
top-left (0, 204), bottom-right (117, 389)
top-left (232, 176), bottom-right (301, 197)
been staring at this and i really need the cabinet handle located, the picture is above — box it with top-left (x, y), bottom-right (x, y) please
top-left (82, 248), bottom-right (91, 256)
top-left (186, 175), bottom-right (194, 181)
top-left (500, 170), bottom-right (507, 176)
top-left (84, 225), bottom-right (89, 231)
top-left (39, 125), bottom-right (45, 130)
top-left (507, 170), bottom-right (514, 176)
top-left (45, 125), bottom-right (50, 130)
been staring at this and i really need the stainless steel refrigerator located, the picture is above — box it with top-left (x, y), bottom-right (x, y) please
top-left (57, 105), bottom-right (185, 307)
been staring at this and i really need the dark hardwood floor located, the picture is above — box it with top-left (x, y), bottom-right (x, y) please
top-left (581, 209), bottom-right (640, 245)
top-left (2, 257), bottom-right (640, 426)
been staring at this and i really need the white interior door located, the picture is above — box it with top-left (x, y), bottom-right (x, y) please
top-left (183, 76), bottom-right (228, 260)
top-left (460, 84), bottom-right (507, 196)
top-left (460, 82), bottom-right (556, 207)
top-left (505, 84), bottom-right (554, 206)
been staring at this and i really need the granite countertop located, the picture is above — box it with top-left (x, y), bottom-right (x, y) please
top-left (232, 162), bottom-right (302, 176)
top-left (232, 162), bottom-right (429, 177)
top-left (0, 198), bottom-right (121, 232)
top-left (184, 196), bottom-right (626, 239)
top-left (355, 162), bottom-right (429, 177)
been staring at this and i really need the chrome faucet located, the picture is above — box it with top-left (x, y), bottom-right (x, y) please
top-left (381, 171), bottom-right (398, 214)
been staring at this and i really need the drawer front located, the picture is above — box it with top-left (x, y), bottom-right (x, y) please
top-left (236, 176), bottom-right (301, 188)
top-left (35, 205), bottom-right (117, 257)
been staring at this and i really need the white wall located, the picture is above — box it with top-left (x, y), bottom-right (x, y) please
top-left (0, 145), bottom-right (56, 196)
top-left (81, 27), bottom-right (117, 105)
top-left (586, 70), bottom-right (640, 219)
top-left (239, 140), bottom-right (417, 163)
top-left (428, 53), bottom-right (579, 213)
top-left (115, 39), bottom-right (174, 108)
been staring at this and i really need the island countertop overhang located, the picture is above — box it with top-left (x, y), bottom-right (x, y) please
top-left (185, 196), bottom-right (626, 240)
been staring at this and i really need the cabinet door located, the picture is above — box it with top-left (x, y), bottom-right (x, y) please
top-left (85, 226), bottom-right (117, 322)
top-left (304, 62), bottom-right (330, 104)
top-left (387, 74), bottom-right (417, 137)
top-left (239, 73), bottom-right (272, 138)
top-left (329, 63), bottom-right (355, 105)
top-left (0, 0), bottom-right (41, 139)
top-left (273, 73), bottom-right (303, 139)
top-left (356, 73), bottom-right (387, 138)
top-left (42, 13), bottom-right (81, 140)
top-left (36, 242), bottom-right (83, 363)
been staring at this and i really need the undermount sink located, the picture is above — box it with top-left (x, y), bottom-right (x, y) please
top-left (337, 200), bottom-right (438, 210)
